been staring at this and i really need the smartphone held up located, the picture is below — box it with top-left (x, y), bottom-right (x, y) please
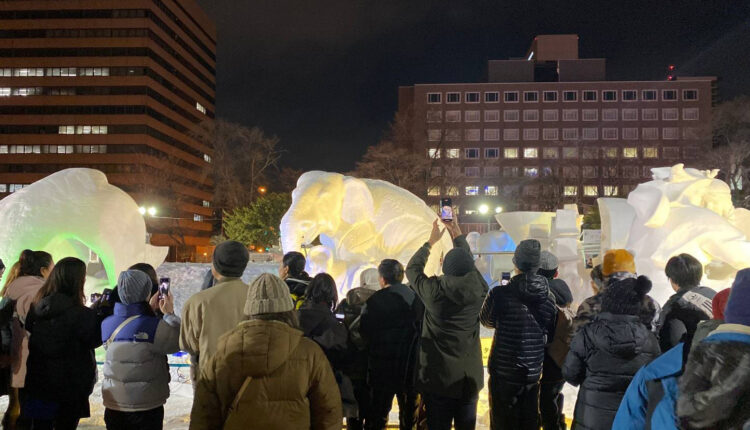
top-left (159, 277), bottom-right (170, 299)
top-left (440, 198), bottom-right (453, 222)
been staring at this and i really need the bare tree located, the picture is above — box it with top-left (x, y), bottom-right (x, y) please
top-left (705, 96), bottom-right (750, 207)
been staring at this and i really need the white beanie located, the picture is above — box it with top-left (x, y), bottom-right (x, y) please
top-left (359, 268), bottom-right (380, 291)
top-left (245, 273), bottom-right (294, 316)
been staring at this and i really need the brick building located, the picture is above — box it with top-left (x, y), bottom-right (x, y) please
top-left (0, 0), bottom-right (216, 260)
top-left (398, 35), bottom-right (716, 231)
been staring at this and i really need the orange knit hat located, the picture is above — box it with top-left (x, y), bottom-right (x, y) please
top-left (602, 249), bottom-right (636, 276)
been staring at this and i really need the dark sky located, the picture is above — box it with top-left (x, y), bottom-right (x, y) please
top-left (195, 0), bottom-right (750, 172)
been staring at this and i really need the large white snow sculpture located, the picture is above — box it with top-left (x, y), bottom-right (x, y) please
top-left (0, 168), bottom-right (168, 286)
top-left (280, 171), bottom-right (454, 293)
top-left (599, 164), bottom-right (750, 304)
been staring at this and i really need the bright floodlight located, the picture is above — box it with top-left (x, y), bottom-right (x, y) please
top-left (147, 207), bottom-right (157, 216)
top-left (479, 204), bottom-right (489, 214)
top-left (138, 207), bottom-right (146, 215)
top-left (495, 206), bottom-right (503, 214)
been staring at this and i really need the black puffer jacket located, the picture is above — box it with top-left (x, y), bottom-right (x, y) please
top-left (360, 283), bottom-right (424, 390)
top-left (677, 325), bottom-right (750, 430)
top-left (480, 272), bottom-right (557, 383)
top-left (286, 272), bottom-right (312, 298)
top-left (24, 293), bottom-right (102, 417)
top-left (299, 301), bottom-right (349, 368)
top-left (658, 286), bottom-right (715, 352)
top-left (563, 312), bottom-right (660, 430)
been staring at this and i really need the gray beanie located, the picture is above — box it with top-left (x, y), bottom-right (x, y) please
top-left (513, 239), bottom-right (542, 273)
top-left (245, 273), bottom-right (294, 316)
top-left (540, 251), bottom-right (558, 271)
top-left (443, 248), bottom-right (475, 277)
top-left (117, 270), bottom-right (152, 305)
top-left (213, 240), bottom-right (250, 278)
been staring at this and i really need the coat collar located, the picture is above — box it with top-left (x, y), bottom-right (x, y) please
top-left (114, 302), bottom-right (147, 317)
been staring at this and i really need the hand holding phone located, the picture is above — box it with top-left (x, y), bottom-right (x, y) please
top-left (440, 198), bottom-right (453, 222)
top-left (501, 272), bottom-right (511, 286)
top-left (159, 277), bottom-right (170, 299)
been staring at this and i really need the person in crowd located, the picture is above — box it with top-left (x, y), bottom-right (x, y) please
top-left (612, 284), bottom-right (732, 430)
top-left (335, 268), bottom-right (380, 430)
top-left (103, 262), bottom-right (160, 317)
top-left (180, 240), bottom-right (250, 380)
top-left (538, 251), bottom-right (574, 430)
top-left (480, 240), bottom-right (557, 430)
top-left (406, 217), bottom-right (488, 430)
top-left (101, 269), bottom-right (181, 430)
top-left (677, 269), bottom-right (750, 429)
top-left (563, 275), bottom-right (660, 430)
top-left (3, 250), bottom-right (53, 429)
top-left (280, 251), bottom-right (312, 308)
top-left (299, 273), bottom-right (356, 418)
top-left (1, 261), bottom-right (20, 296)
top-left (190, 273), bottom-right (341, 429)
top-left (658, 254), bottom-right (715, 352)
top-left (573, 249), bottom-right (660, 333)
top-left (360, 259), bottom-right (424, 430)
top-left (18, 257), bottom-right (102, 429)
top-left (0, 259), bottom-right (5, 280)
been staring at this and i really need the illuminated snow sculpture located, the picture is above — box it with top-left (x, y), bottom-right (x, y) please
top-left (599, 163), bottom-right (750, 304)
top-left (280, 171), bottom-right (454, 293)
top-left (0, 168), bottom-right (168, 286)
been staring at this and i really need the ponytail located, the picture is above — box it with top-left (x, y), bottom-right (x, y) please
top-left (18, 249), bottom-right (53, 277)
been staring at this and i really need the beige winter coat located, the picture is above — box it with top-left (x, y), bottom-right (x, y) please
top-left (180, 277), bottom-right (249, 376)
top-left (3, 276), bottom-right (44, 387)
top-left (190, 319), bottom-right (342, 430)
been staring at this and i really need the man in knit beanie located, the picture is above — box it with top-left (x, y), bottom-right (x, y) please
top-left (180, 240), bottom-right (251, 380)
top-left (405, 218), bottom-right (488, 429)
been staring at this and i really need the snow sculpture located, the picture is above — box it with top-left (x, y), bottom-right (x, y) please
top-left (280, 171), bottom-right (454, 293)
top-left (0, 168), bottom-right (168, 286)
top-left (599, 164), bottom-right (750, 304)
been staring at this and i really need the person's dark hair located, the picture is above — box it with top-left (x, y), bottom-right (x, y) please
top-left (538, 268), bottom-right (556, 280)
top-left (378, 259), bottom-right (404, 285)
top-left (305, 273), bottom-right (338, 310)
top-left (665, 253), bottom-right (703, 290)
top-left (34, 257), bottom-right (86, 306)
top-left (283, 252), bottom-right (307, 278)
top-left (18, 250), bottom-right (53, 277)
top-left (248, 310), bottom-right (300, 329)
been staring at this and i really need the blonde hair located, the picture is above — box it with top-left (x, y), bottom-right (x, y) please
top-left (1, 261), bottom-right (20, 297)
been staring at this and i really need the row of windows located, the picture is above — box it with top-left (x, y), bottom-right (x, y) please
top-left (428, 145), bottom-right (692, 160)
top-left (426, 108), bottom-right (700, 123)
top-left (427, 184), bottom-right (621, 198)
top-left (432, 162), bottom-right (685, 180)
top-left (0, 184), bottom-right (27, 193)
top-left (58, 125), bottom-right (108, 135)
top-left (427, 127), bottom-right (701, 142)
top-left (0, 144), bottom-right (107, 154)
top-left (426, 89), bottom-right (699, 104)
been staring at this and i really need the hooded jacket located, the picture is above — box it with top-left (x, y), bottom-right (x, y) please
top-left (563, 312), bottom-right (660, 430)
top-left (190, 319), bottom-right (342, 430)
top-left (480, 272), bottom-right (558, 383)
top-left (334, 286), bottom-right (377, 382)
top-left (101, 303), bottom-right (181, 412)
top-left (658, 286), bottom-right (715, 352)
top-left (405, 235), bottom-right (488, 399)
top-left (3, 275), bottom-right (44, 387)
top-left (24, 293), bottom-right (102, 417)
top-left (677, 324), bottom-right (750, 430)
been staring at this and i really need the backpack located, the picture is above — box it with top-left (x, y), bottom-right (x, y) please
top-left (547, 305), bottom-right (575, 368)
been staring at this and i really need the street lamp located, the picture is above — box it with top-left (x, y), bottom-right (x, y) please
top-left (258, 186), bottom-right (267, 195)
top-left (495, 206), bottom-right (503, 214)
top-left (478, 204), bottom-right (489, 214)
top-left (138, 206), bottom-right (146, 215)
top-left (147, 207), bottom-right (157, 216)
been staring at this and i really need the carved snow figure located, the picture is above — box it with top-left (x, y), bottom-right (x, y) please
top-left (280, 171), bottom-right (454, 293)
top-left (0, 168), bottom-right (168, 287)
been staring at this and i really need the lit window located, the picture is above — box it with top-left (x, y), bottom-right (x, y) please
top-left (427, 186), bottom-right (440, 196)
top-left (642, 108), bottom-right (658, 120)
top-left (427, 111), bottom-right (443, 123)
top-left (0, 68), bottom-right (9, 77)
top-left (582, 128), bottom-right (598, 140)
top-left (204, 153), bottom-right (212, 163)
top-left (196, 102), bottom-right (207, 114)
top-left (445, 111), bottom-right (461, 122)
top-left (622, 109), bottom-right (638, 121)
top-left (427, 93), bottom-right (441, 104)
top-left (484, 129), bottom-right (500, 141)
top-left (446, 92), bottom-right (461, 103)
top-left (524, 147), bottom-right (538, 158)
top-left (642, 90), bottom-right (657, 101)
top-left (523, 128), bottom-right (539, 140)
top-left (503, 129), bottom-right (520, 140)
top-left (563, 91), bottom-right (577, 102)
top-left (643, 147), bottom-right (658, 158)
top-left (446, 148), bottom-right (459, 158)
top-left (484, 166), bottom-right (499, 177)
top-left (485, 92), bottom-right (499, 103)
top-left (662, 108), bottom-right (679, 120)
top-left (602, 90), bottom-right (617, 101)
top-left (602, 128), bottom-right (618, 140)
top-left (0, 184), bottom-right (5, 193)
top-left (564, 186), bottom-right (578, 196)
top-left (543, 91), bottom-right (558, 102)
top-left (194, 214), bottom-right (204, 222)
top-left (428, 148), bottom-right (441, 159)
top-left (642, 128), bottom-right (658, 139)
top-left (542, 128), bottom-right (558, 140)
top-left (603, 147), bottom-right (618, 158)
top-left (0, 88), bottom-right (10, 97)
top-left (58, 125), bottom-right (74, 134)
top-left (604, 186), bottom-right (619, 196)
top-left (663, 127), bottom-right (680, 140)
top-left (465, 129), bottom-right (480, 141)
top-left (623, 128), bottom-right (638, 140)
top-left (427, 129), bottom-right (442, 141)
top-left (484, 110), bottom-right (500, 122)
top-left (504, 110), bottom-right (520, 122)
top-left (485, 148), bottom-right (499, 158)
top-left (465, 167), bottom-right (480, 177)
top-left (484, 186), bottom-right (498, 196)
top-left (524, 91), bottom-right (538, 102)
top-left (543, 110), bottom-right (558, 122)
top-left (623, 147), bottom-right (638, 158)
top-left (465, 186), bottom-right (479, 196)
top-left (446, 186), bottom-right (459, 196)
top-left (562, 128), bottom-right (578, 140)
top-left (543, 147), bottom-right (558, 159)
top-left (202, 200), bottom-right (211, 207)
top-left (465, 111), bottom-right (480, 122)
top-left (523, 110), bottom-right (539, 122)
top-left (465, 148), bottom-right (479, 159)
top-left (583, 90), bottom-right (597, 101)
top-left (602, 109), bottom-right (618, 121)
top-left (504, 91), bottom-right (519, 102)
top-left (563, 147), bottom-right (578, 159)
top-left (584, 186), bottom-right (599, 197)
top-left (662, 90), bottom-right (677, 101)
top-left (683, 108), bottom-right (699, 120)
top-left (622, 90), bottom-right (637, 101)
top-left (0, 145), bottom-right (6, 153)
top-left (562, 109), bottom-right (578, 121)
top-left (465, 92), bottom-right (480, 103)
top-left (683, 89), bottom-right (698, 100)
top-left (504, 148), bottom-right (519, 159)
top-left (524, 167), bottom-right (538, 177)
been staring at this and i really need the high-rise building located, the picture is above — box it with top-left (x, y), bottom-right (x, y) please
top-left (399, 35), bottom-right (716, 232)
top-left (0, 0), bottom-right (216, 260)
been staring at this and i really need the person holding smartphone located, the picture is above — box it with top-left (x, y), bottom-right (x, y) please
top-left (101, 270), bottom-right (181, 430)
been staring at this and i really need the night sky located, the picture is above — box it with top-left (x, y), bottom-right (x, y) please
top-left (195, 0), bottom-right (750, 172)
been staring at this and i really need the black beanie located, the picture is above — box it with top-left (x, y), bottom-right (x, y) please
top-left (213, 240), bottom-right (250, 278)
top-left (601, 275), bottom-right (652, 315)
top-left (442, 248), bottom-right (475, 277)
top-left (513, 239), bottom-right (541, 273)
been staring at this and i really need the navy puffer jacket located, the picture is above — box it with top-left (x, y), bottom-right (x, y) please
top-left (480, 272), bottom-right (557, 383)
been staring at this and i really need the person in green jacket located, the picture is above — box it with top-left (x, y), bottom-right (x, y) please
top-left (406, 216), bottom-right (489, 430)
